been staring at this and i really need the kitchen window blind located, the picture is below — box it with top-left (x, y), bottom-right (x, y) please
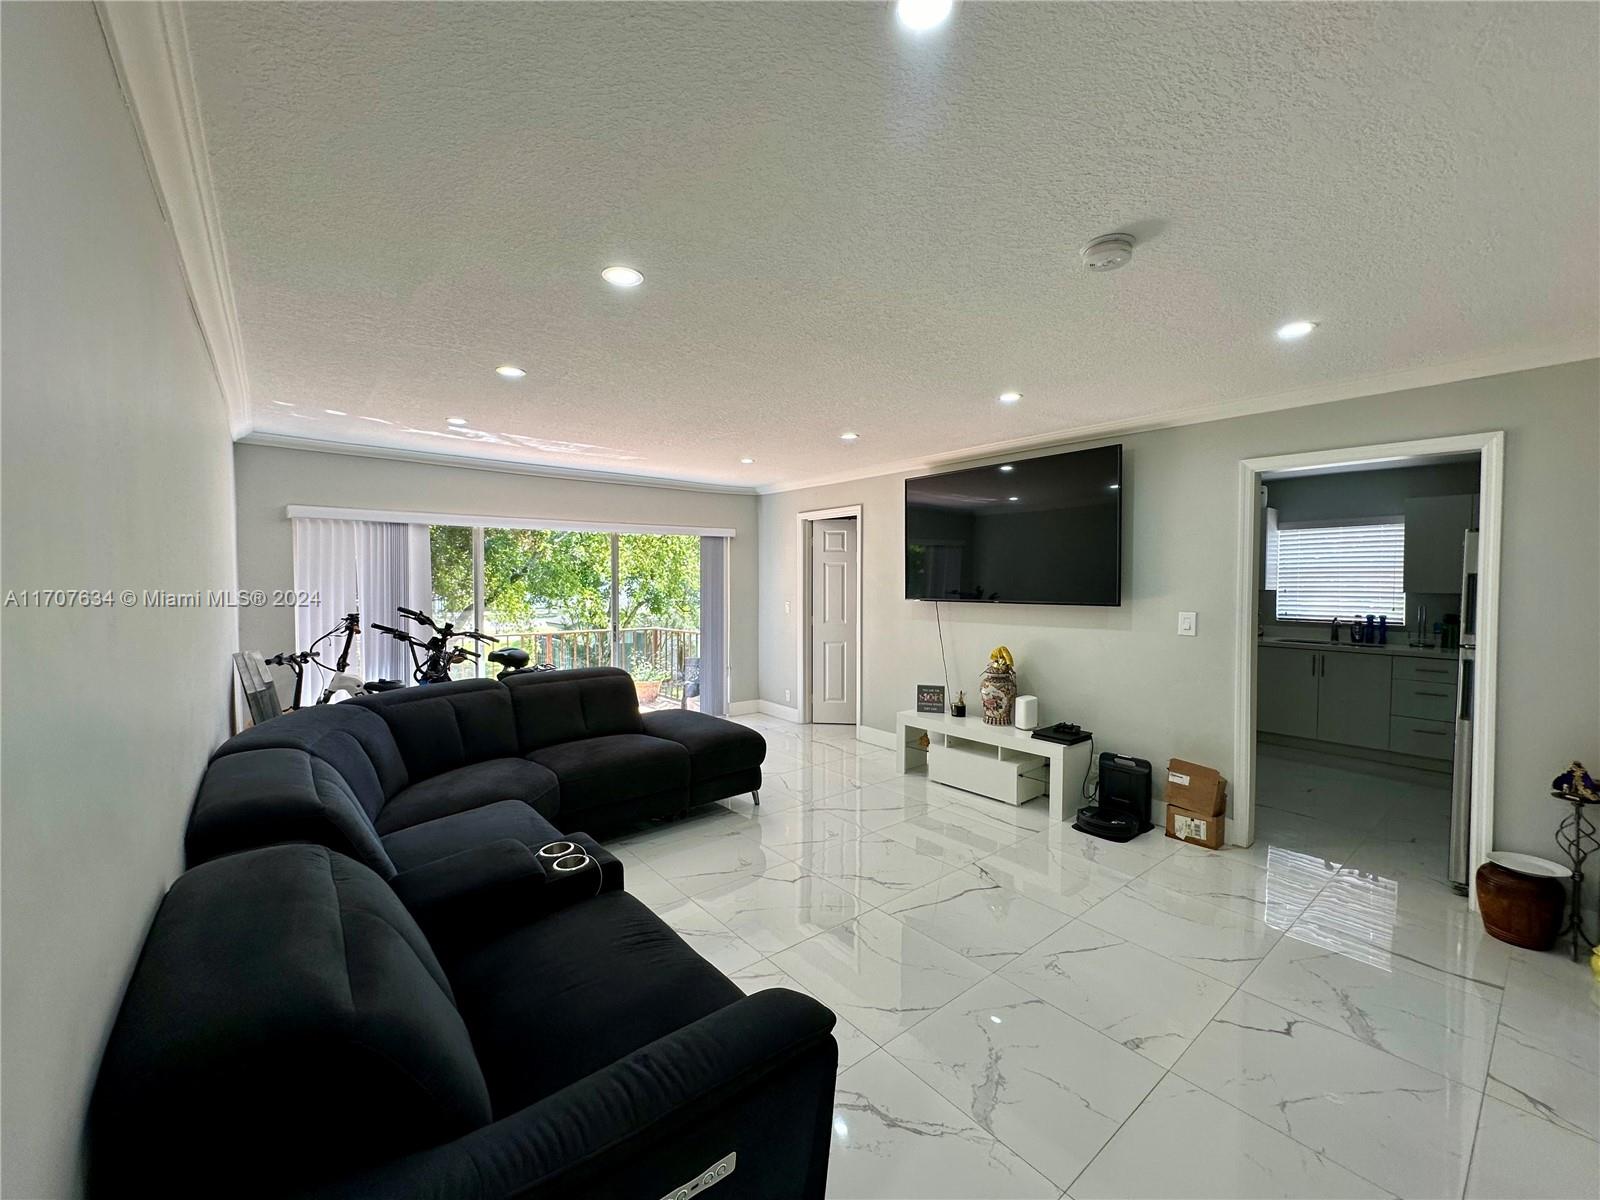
top-left (1274, 518), bottom-right (1405, 623)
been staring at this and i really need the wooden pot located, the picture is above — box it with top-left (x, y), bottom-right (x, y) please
top-left (1475, 861), bottom-right (1566, 950)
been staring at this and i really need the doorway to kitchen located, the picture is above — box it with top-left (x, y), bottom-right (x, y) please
top-left (1232, 433), bottom-right (1503, 912)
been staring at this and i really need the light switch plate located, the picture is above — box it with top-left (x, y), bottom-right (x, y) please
top-left (1177, 611), bottom-right (1197, 636)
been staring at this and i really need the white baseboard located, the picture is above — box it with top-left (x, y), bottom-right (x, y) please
top-left (757, 700), bottom-right (803, 723)
top-left (855, 725), bottom-right (896, 750)
top-left (726, 700), bottom-right (761, 716)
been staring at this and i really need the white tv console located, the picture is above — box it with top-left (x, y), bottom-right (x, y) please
top-left (895, 710), bottom-right (1092, 824)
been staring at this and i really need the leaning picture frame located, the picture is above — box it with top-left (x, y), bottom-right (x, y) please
top-left (915, 684), bottom-right (946, 714)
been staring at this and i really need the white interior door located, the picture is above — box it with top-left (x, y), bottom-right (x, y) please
top-left (809, 517), bottom-right (857, 724)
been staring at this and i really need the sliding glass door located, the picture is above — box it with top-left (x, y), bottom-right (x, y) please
top-left (480, 528), bottom-right (613, 670)
top-left (617, 533), bottom-right (701, 710)
top-left (427, 524), bottom-right (722, 712)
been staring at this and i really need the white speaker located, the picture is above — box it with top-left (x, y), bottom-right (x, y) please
top-left (1013, 695), bottom-right (1039, 730)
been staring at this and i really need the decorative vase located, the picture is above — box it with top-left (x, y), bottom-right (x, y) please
top-left (635, 680), bottom-right (661, 704)
top-left (979, 667), bottom-right (1017, 726)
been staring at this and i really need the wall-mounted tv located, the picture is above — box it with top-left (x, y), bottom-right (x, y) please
top-left (904, 444), bottom-right (1122, 605)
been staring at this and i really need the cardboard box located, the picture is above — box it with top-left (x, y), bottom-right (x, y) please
top-left (1166, 758), bottom-right (1226, 817)
top-left (1166, 804), bottom-right (1225, 849)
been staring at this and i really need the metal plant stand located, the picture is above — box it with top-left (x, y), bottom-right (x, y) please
top-left (1553, 790), bottom-right (1599, 961)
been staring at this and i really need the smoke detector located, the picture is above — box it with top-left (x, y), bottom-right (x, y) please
top-left (1081, 233), bottom-right (1135, 272)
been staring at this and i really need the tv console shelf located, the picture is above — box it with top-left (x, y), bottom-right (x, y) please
top-left (895, 710), bottom-right (1092, 823)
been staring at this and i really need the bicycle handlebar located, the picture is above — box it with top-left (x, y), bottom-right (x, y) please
top-left (396, 606), bottom-right (439, 631)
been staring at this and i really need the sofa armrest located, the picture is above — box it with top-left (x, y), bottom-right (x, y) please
top-left (389, 836), bottom-right (620, 948)
top-left (304, 988), bottom-right (838, 1200)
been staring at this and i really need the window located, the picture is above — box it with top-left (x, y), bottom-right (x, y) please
top-left (1274, 519), bottom-right (1405, 623)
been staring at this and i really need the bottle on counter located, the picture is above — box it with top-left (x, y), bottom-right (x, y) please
top-left (1378, 615), bottom-right (1389, 645)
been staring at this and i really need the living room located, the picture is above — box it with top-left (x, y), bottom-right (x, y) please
top-left (3, 4), bottom-right (1598, 1199)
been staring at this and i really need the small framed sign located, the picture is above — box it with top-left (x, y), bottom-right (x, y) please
top-left (916, 684), bottom-right (946, 714)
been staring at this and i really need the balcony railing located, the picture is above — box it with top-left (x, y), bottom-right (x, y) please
top-left (488, 626), bottom-right (700, 680)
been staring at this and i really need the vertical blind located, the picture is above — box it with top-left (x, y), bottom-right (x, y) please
top-left (1274, 518), bottom-right (1406, 622)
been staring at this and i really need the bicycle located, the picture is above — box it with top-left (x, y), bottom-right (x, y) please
top-left (305, 612), bottom-right (404, 704)
top-left (370, 607), bottom-right (498, 684)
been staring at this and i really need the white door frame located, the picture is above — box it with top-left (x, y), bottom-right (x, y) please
top-left (796, 505), bottom-right (864, 727)
top-left (1232, 431), bottom-right (1504, 905)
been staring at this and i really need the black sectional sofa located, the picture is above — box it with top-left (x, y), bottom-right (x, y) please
top-left (187, 667), bottom-right (766, 878)
top-left (90, 843), bottom-right (839, 1198)
top-left (89, 669), bottom-right (837, 1197)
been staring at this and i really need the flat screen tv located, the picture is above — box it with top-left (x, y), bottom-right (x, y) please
top-left (904, 444), bottom-right (1122, 605)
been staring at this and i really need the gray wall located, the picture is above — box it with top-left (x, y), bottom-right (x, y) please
top-left (1, 6), bottom-right (241, 1196)
top-left (233, 444), bottom-right (761, 703)
top-left (1265, 460), bottom-right (1481, 524)
top-left (758, 360), bottom-right (1600, 871)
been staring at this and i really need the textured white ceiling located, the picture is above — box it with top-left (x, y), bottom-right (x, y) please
top-left (182, 2), bottom-right (1598, 490)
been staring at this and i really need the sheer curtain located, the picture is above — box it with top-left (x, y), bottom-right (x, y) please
top-left (698, 537), bottom-right (727, 715)
top-left (291, 519), bottom-right (361, 703)
top-left (292, 517), bottom-right (432, 697)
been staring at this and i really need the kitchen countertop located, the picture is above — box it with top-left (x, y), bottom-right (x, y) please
top-left (1258, 635), bottom-right (1459, 662)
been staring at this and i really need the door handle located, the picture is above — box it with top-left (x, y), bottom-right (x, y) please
top-left (1415, 690), bottom-right (1448, 698)
top-left (1411, 728), bottom-right (1449, 736)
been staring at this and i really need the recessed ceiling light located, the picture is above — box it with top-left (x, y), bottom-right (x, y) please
top-left (998, 392), bottom-right (1022, 404)
top-left (601, 265), bottom-right (644, 288)
top-left (740, 457), bottom-right (755, 464)
top-left (1276, 320), bottom-right (1317, 341)
top-left (998, 464), bottom-right (1015, 473)
top-left (447, 417), bottom-right (469, 426)
top-left (1008, 496), bottom-right (1020, 502)
top-left (840, 432), bottom-right (859, 441)
top-left (1109, 483), bottom-right (1121, 490)
top-left (896, 0), bottom-right (953, 31)
top-left (495, 365), bottom-right (527, 378)
top-left (323, 409), bottom-right (346, 416)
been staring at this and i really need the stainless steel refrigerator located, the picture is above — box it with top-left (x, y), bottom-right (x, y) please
top-left (1449, 530), bottom-right (1479, 894)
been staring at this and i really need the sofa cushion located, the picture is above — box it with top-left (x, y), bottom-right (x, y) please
top-left (447, 890), bottom-right (742, 1116)
top-left (89, 845), bottom-right (491, 1194)
top-left (351, 679), bottom-right (519, 785)
top-left (187, 747), bottom-right (396, 878)
top-left (375, 757), bottom-right (560, 835)
top-left (641, 710), bottom-right (766, 781)
top-left (504, 667), bottom-right (644, 752)
top-left (380, 799), bottom-right (566, 874)
top-left (210, 703), bottom-right (406, 816)
top-left (528, 733), bottom-right (688, 815)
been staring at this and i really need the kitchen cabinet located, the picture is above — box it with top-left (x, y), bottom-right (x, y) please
top-left (1403, 494), bottom-right (1476, 594)
top-left (1257, 645), bottom-right (1319, 739)
top-left (1389, 656), bottom-right (1457, 761)
top-left (1315, 651), bottom-right (1393, 749)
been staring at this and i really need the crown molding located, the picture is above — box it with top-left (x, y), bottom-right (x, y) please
top-left (757, 344), bottom-right (1597, 495)
top-left (96, 1), bottom-right (251, 438)
top-left (238, 431), bottom-right (761, 497)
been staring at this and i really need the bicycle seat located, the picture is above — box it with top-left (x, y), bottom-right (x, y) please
top-left (488, 647), bottom-right (530, 670)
